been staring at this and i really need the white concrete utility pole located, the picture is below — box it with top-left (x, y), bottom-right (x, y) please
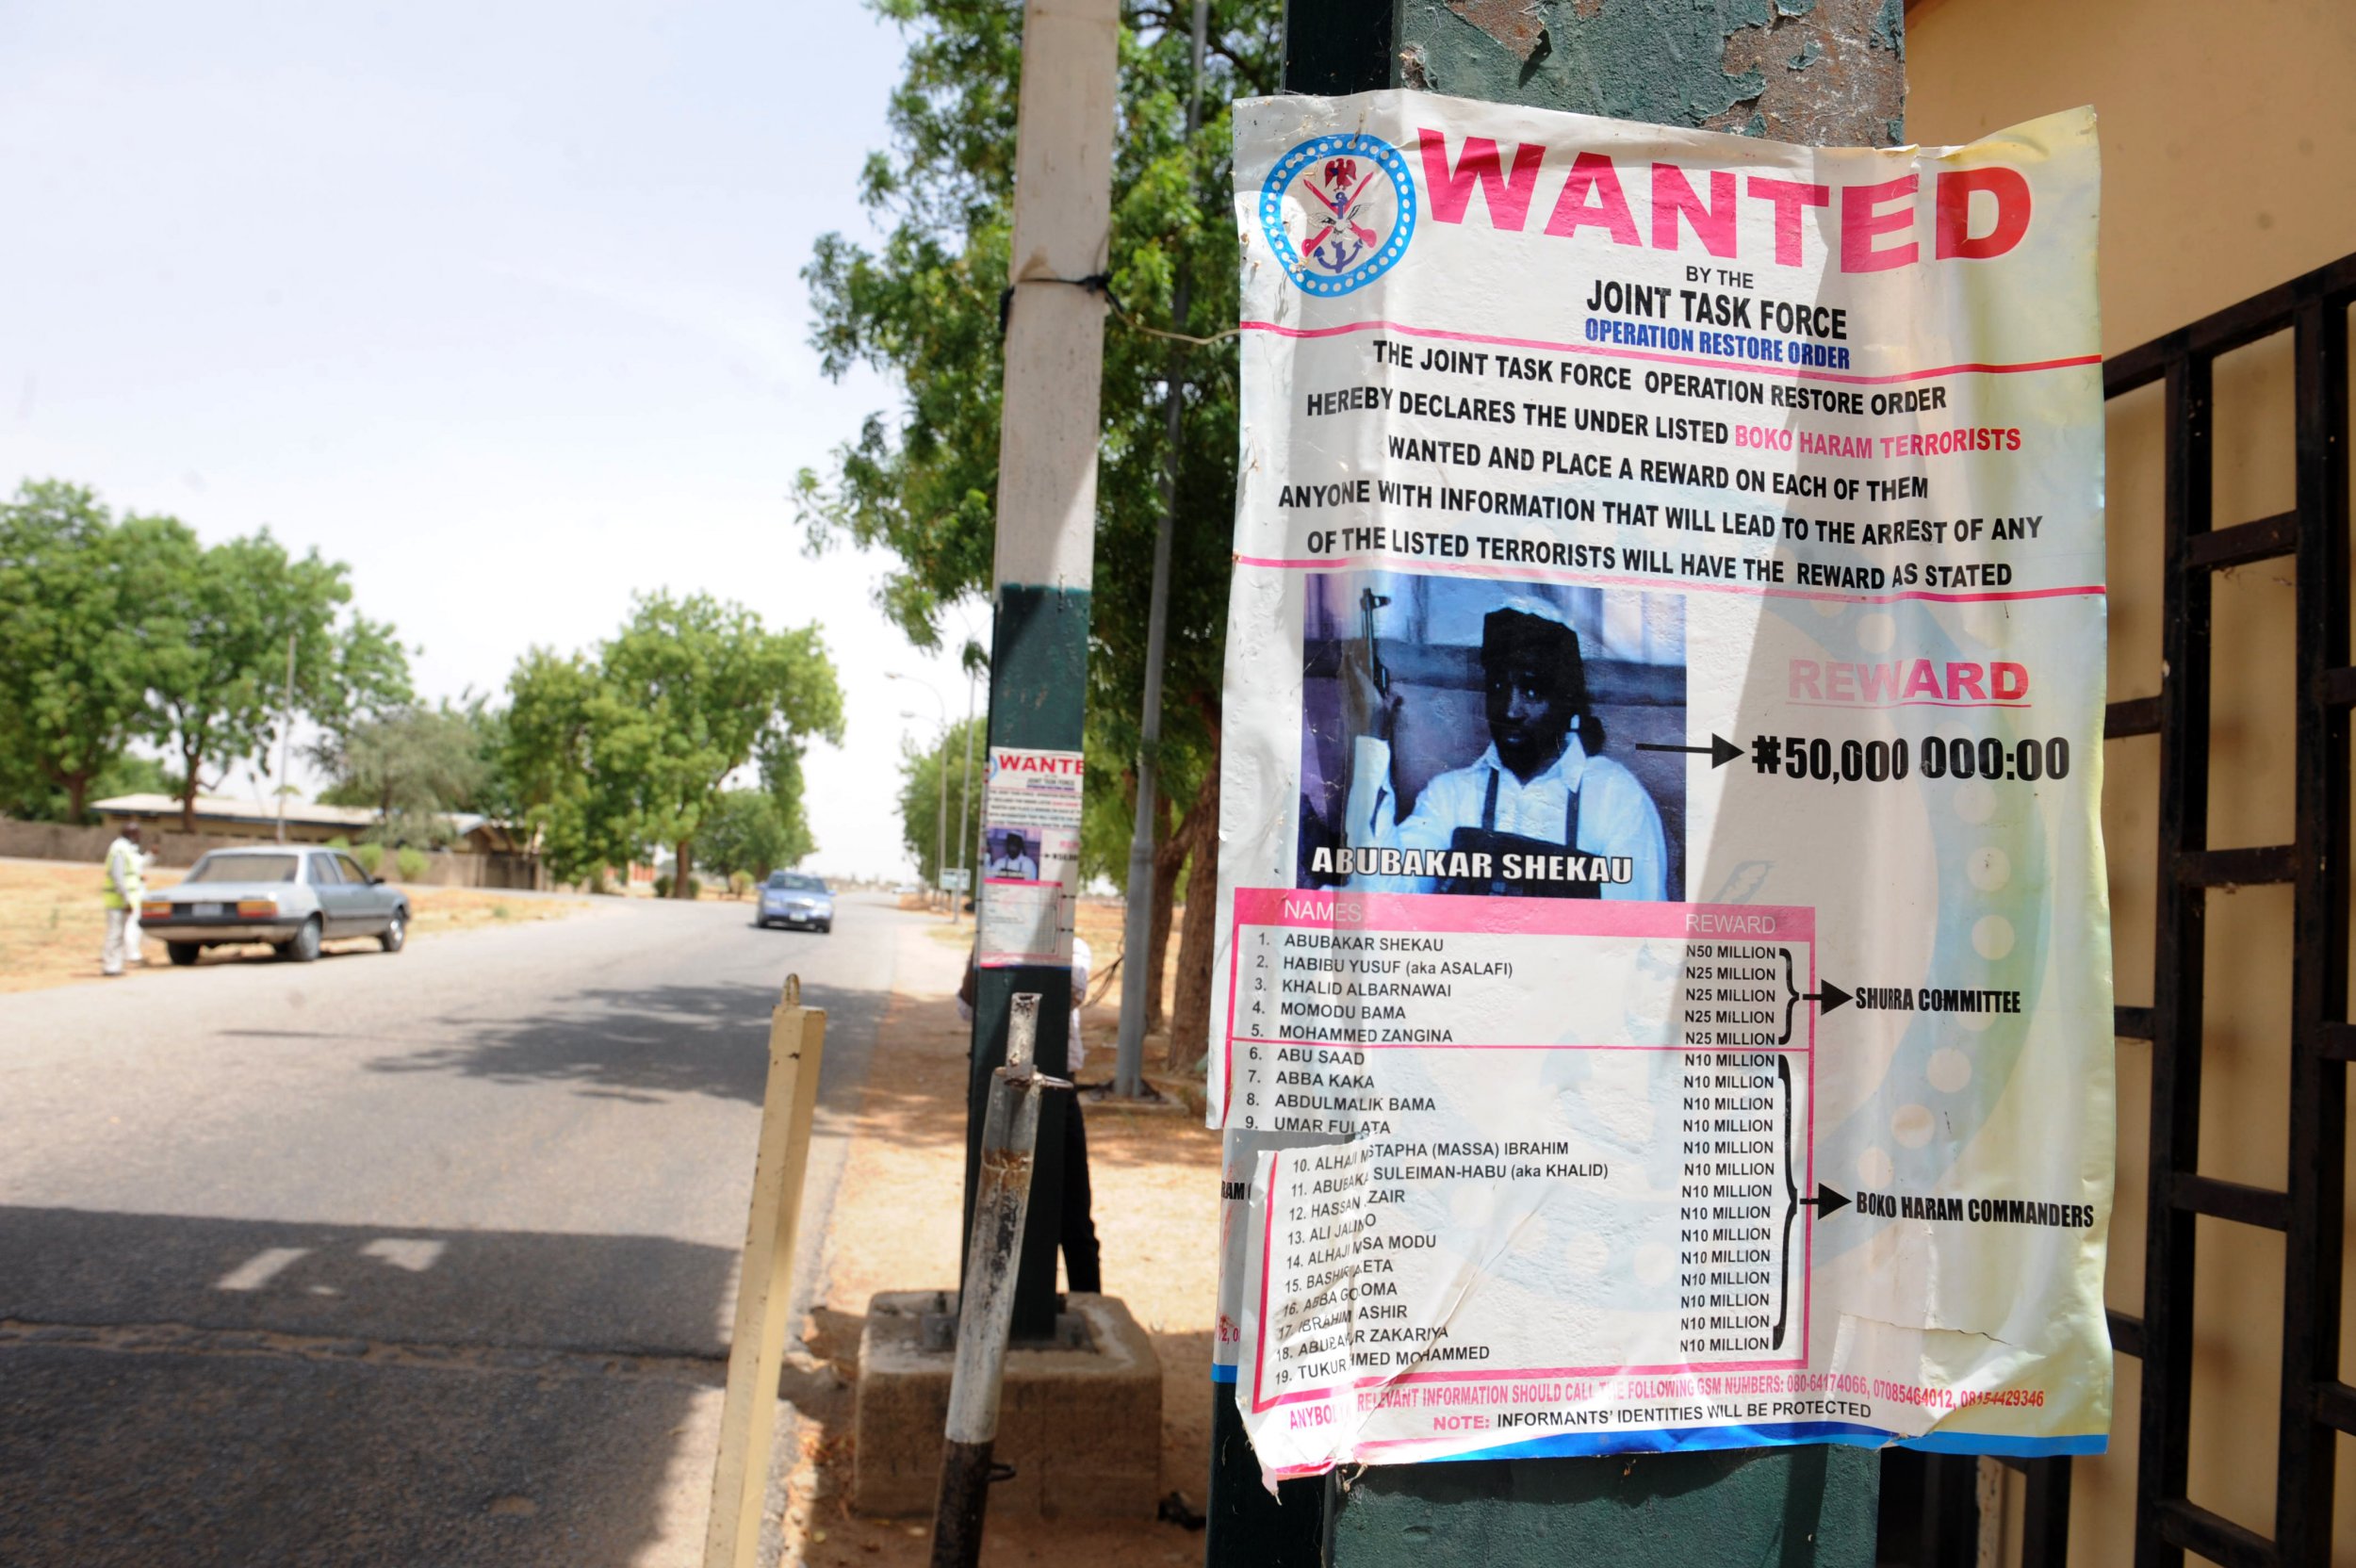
top-left (963, 0), bottom-right (1120, 1342)
top-left (991, 0), bottom-right (1118, 600)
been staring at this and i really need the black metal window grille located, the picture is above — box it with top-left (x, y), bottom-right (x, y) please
top-left (1893, 255), bottom-right (2356, 1568)
top-left (2106, 253), bottom-right (2352, 1568)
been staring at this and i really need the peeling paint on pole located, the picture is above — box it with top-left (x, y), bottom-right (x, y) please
top-left (1441, 0), bottom-right (1546, 62)
top-left (1395, 0), bottom-right (1905, 147)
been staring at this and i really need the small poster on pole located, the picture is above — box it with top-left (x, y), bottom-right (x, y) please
top-left (977, 746), bottom-right (1085, 969)
top-left (1208, 92), bottom-right (2113, 1478)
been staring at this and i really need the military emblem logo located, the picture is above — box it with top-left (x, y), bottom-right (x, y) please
top-left (1259, 134), bottom-right (1417, 297)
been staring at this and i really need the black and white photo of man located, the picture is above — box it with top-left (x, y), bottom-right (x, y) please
top-left (985, 828), bottom-right (1040, 881)
top-left (1320, 588), bottom-right (1674, 899)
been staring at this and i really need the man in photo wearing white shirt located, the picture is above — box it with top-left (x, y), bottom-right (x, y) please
top-left (1334, 596), bottom-right (1669, 900)
top-left (985, 829), bottom-right (1040, 881)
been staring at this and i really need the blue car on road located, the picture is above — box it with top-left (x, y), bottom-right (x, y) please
top-left (756, 871), bottom-right (834, 933)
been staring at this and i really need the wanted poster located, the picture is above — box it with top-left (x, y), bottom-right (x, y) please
top-left (978, 746), bottom-right (1084, 969)
top-left (1207, 93), bottom-right (2113, 1478)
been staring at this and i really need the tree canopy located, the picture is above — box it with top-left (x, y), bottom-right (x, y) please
top-left (312, 696), bottom-right (501, 847)
top-left (0, 479), bottom-right (412, 827)
top-left (143, 526), bottom-right (411, 830)
top-left (0, 482), bottom-right (186, 821)
top-left (896, 713), bottom-right (984, 886)
top-left (800, 0), bottom-right (1281, 1056)
top-left (504, 592), bottom-right (843, 894)
top-left (697, 789), bottom-right (812, 887)
top-left (798, 0), bottom-right (1276, 766)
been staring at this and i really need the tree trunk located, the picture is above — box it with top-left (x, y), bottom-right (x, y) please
top-left (1166, 735), bottom-right (1222, 1071)
top-left (179, 747), bottom-right (202, 834)
top-left (673, 838), bottom-right (695, 897)
top-left (1146, 796), bottom-right (1183, 1033)
top-left (61, 772), bottom-right (90, 825)
top-left (1153, 788), bottom-right (1211, 1039)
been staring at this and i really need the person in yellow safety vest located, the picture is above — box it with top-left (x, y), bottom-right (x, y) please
top-left (123, 835), bottom-right (158, 958)
top-left (101, 821), bottom-right (146, 977)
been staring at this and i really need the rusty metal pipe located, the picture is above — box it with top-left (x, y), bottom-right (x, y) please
top-left (931, 993), bottom-right (1064, 1568)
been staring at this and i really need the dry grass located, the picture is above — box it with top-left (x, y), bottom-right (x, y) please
top-left (0, 858), bottom-right (586, 994)
top-left (923, 917), bottom-right (978, 948)
top-left (783, 927), bottom-right (1217, 1567)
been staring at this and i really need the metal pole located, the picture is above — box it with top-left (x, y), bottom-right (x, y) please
top-left (936, 725), bottom-right (950, 913)
top-left (970, 660), bottom-right (989, 902)
top-left (957, 661), bottom-right (978, 925)
top-left (964, 0), bottom-right (1118, 1343)
top-left (931, 993), bottom-right (1064, 1568)
top-left (275, 629), bottom-right (295, 843)
top-left (891, 673), bottom-right (952, 907)
top-left (1112, 0), bottom-right (1207, 1101)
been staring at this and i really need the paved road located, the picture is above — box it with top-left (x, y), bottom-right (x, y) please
top-left (0, 890), bottom-right (914, 1566)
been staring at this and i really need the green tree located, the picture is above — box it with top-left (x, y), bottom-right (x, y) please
top-left (698, 790), bottom-right (806, 886)
top-left (756, 738), bottom-right (819, 866)
top-left (0, 482), bottom-right (191, 821)
top-left (895, 714), bottom-right (983, 886)
top-left (1074, 719), bottom-right (1206, 1035)
top-left (312, 697), bottom-right (496, 846)
top-left (798, 0), bottom-right (1277, 1059)
top-left (0, 750), bottom-right (181, 826)
top-left (502, 646), bottom-right (618, 879)
top-left (505, 593), bottom-right (844, 895)
top-left (145, 528), bottom-right (411, 831)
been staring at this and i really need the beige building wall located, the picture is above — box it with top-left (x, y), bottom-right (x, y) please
top-left (1906, 0), bottom-right (2356, 1560)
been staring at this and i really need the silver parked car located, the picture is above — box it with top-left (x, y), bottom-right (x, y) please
top-left (755, 870), bottom-right (834, 933)
top-left (142, 846), bottom-right (411, 966)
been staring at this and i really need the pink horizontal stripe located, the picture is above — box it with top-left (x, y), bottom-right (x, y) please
top-left (1785, 698), bottom-right (2034, 710)
top-left (1251, 1355), bottom-right (1805, 1413)
top-left (1232, 551), bottom-right (2105, 606)
top-left (1233, 886), bottom-right (1812, 939)
top-left (1230, 1036), bottom-right (1808, 1054)
top-left (1236, 317), bottom-right (2101, 386)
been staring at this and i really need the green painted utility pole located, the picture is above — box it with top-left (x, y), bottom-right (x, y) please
top-left (1205, 1), bottom-right (1906, 1560)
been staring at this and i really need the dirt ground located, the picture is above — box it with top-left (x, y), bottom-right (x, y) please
top-left (782, 906), bottom-right (1218, 1567)
top-left (918, 898), bottom-right (1197, 1072)
top-left (0, 857), bottom-right (587, 994)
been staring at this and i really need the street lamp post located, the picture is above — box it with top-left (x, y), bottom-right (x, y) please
top-left (1111, 0), bottom-right (1208, 1099)
top-left (889, 673), bottom-right (950, 912)
top-left (275, 629), bottom-right (296, 844)
top-left (957, 654), bottom-right (980, 925)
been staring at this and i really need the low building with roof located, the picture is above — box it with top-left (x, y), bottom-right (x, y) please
top-left (89, 793), bottom-right (529, 856)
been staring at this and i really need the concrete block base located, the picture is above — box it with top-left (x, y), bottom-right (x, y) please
top-left (853, 1290), bottom-right (1161, 1518)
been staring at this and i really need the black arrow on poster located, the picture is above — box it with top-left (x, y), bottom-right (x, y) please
top-left (1799, 1184), bottom-right (1852, 1218)
top-left (1805, 979), bottom-right (1853, 1014)
top-left (1635, 734), bottom-right (1742, 768)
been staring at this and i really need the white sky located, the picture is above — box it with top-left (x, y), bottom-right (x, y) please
top-left (0, 1), bottom-right (980, 881)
